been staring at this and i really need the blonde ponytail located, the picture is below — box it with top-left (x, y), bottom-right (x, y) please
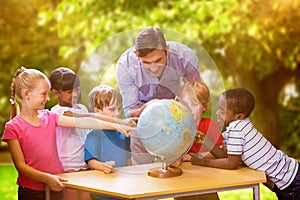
top-left (10, 67), bottom-right (25, 119)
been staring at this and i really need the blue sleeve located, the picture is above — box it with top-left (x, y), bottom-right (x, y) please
top-left (84, 131), bottom-right (101, 163)
top-left (125, 137), bottom-right (131, 159)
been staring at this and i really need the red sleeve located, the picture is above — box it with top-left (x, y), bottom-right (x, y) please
top-left (188, 118), bottom-right (224, 153)
top-left (198, 118), bottom-right (223, 146)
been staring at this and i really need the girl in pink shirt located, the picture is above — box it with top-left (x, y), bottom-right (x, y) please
top-left (2, 67), bottom-right (134, 200)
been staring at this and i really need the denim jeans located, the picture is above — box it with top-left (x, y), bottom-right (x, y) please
top-left (273, 162), bottom-right (300, 200)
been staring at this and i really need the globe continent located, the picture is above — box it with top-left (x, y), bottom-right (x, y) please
top-left (137, 99), bottom-right (196, 163)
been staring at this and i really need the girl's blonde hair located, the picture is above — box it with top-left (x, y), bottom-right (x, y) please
top-left (179, 81), bottom-right (211, 112)
top-left (88, 84), bottom-right (122, 111)
top-left (10, 66), bottom-right (48, 119)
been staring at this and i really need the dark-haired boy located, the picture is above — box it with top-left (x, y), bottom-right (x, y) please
top-left (192, 88), bottom-right (300, 200)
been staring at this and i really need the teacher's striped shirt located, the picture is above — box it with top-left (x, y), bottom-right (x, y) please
top-left (222, 118), bottom-right (298, 190)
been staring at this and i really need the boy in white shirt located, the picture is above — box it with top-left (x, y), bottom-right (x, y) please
top-left (191, 88), bottom-right (300, 200)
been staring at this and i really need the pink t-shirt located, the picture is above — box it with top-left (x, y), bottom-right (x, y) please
top-left (2, 109), bottom-right (64, 190)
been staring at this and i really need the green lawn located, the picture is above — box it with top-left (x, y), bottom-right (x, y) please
top-left (218, 185), bottom-right (277, 200)
top-left (0, 164), bottom-right (277, 200)
top-left (0, 164), bottom-right (18, 200)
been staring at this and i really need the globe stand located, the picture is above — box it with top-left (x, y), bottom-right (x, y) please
top-left (148, 160), bottom-right (182, 178)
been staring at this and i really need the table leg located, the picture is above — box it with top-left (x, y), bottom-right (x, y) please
top-left (45, 185), bottom-right (50, 200)
top-left (253, 184), bottom-right (260, 200)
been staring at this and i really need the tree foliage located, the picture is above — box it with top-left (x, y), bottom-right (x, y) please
top-left (1, 0), bottom-right (300, 156)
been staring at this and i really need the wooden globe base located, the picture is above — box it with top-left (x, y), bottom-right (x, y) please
top-left (148, 166), bottom-right (182, 178)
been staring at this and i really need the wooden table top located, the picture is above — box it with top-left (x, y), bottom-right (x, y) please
top-left (57, 162), bottom-right (266, 199)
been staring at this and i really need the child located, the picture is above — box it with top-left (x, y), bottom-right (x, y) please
top-left (191, 88), bottom-right (300, 200)
top-left (174, 81), bottom-right (223, 200)
top-left (84, 84), bottom-right (131, 200)
top-left (49, 67), bottom-right (90, 200)
top-left (50, 67), bottom-right (137, 127)
top-left (177, 81), bottom-right (223, 161)
top-left (1, 67), bottom-right (134, 200)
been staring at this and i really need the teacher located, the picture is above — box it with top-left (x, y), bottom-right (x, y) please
top-left (116, 26), bottom-right (201, 164)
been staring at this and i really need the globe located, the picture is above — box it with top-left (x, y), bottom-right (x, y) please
top-left (137, 99), bottom-right (196, 177)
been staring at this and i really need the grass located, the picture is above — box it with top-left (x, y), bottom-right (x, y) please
top-left (218, 185), bottom-right (277, 200)
top-left (0, 164), bottom-right (277, 200)
top-left (0, 164), bottom-right (18, 200)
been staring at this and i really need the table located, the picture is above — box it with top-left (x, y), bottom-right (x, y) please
top-left (46, 162), bottom-right (266, 200)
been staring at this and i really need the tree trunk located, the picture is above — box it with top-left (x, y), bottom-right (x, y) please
top-left (230, 66), bottom-right (300, 148)
top-left (232, 68), bottom-right (282, 148)
top-left (215, 43), bottom-right (300, 148)
top-left (252, 89), bottom-right (281, 148)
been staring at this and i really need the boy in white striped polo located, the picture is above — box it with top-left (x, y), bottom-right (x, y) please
top-left (191, 88), bottom-right (300, 200)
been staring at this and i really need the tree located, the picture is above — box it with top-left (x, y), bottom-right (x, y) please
top-left (0, 0), bottom-right (63, 132)
top-left (203, 0), bottom-right (300, 147)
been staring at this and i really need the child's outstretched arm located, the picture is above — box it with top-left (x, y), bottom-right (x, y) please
top-left (7, 139), bottom-right (67, 191)
top-left (57, 115), bottom-right (136, 137)
top-left (203, 137), bottom-right (227, 158)
top-left (191, 153), bottom-right (242, 170)
top-left (63, 111), bottom-right (138, 127)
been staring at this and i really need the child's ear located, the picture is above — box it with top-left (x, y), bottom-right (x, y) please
top-left (165, 45), bottom-right (169, 56)
top-left (51, 89), bottom-right (59, 97)
top-left (94, 107), bottom-right (102, 114)
top-left (235, 113), bottom-right (246, 120)
top-left (23, 89), bottom-right (30, 100)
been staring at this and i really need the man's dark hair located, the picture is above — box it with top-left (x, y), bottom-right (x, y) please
top-left (222, 88), bottom-right (255, 117)
top-left (135, 26), bottom-right (167, 57)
